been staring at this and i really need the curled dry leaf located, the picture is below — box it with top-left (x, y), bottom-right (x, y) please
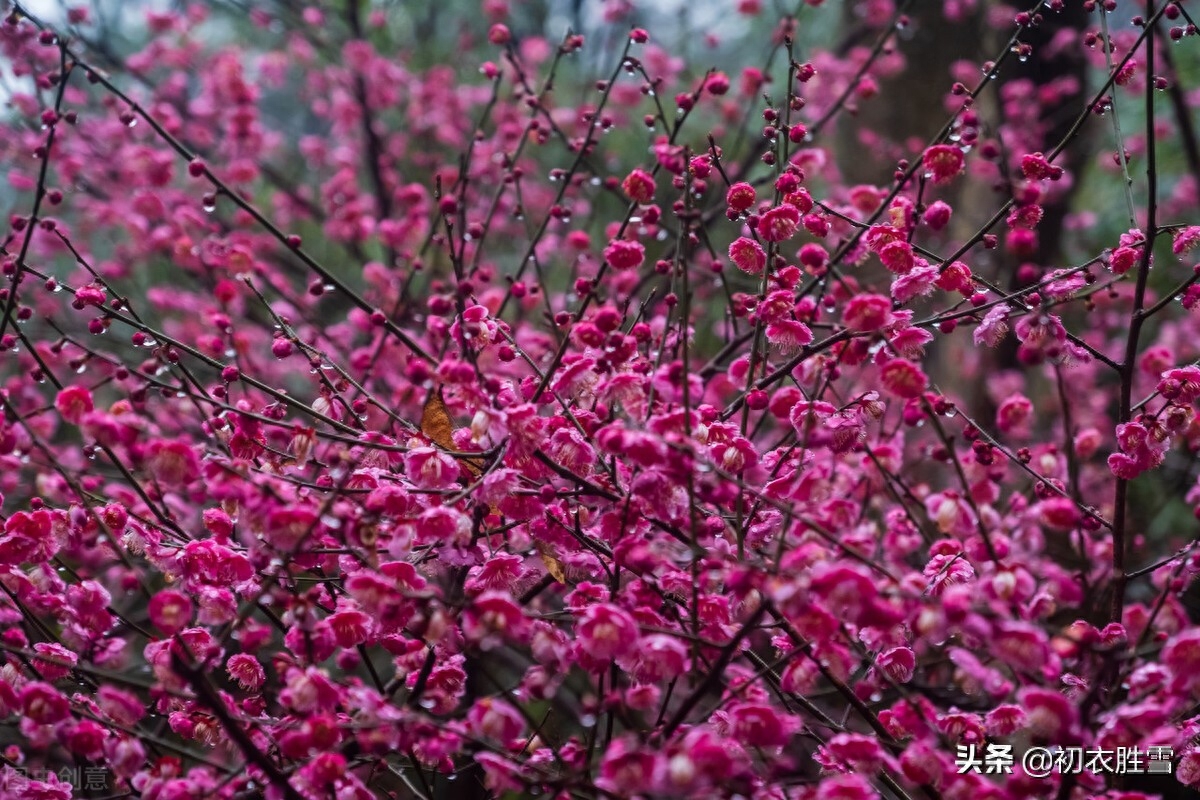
top-left (536, 540), bottom-right (568, 584)
top-left (420, 387), bottom-right (456, 451)
top-left (421, 386), bottom-right (484, 477)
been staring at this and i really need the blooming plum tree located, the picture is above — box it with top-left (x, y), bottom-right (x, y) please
top-left (0, 1), bottom-right (1198, 799)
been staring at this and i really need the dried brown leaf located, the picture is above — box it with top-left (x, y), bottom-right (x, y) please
top-left (420, 387), bottom-right (456, 451)
top-left (420, 386), bottom-right (484, 477)
top-left (536, 541), bottom-right (567, 584)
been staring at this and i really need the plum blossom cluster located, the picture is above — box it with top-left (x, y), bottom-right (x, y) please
top-left (0, 1), bottom-right (1199, 800)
